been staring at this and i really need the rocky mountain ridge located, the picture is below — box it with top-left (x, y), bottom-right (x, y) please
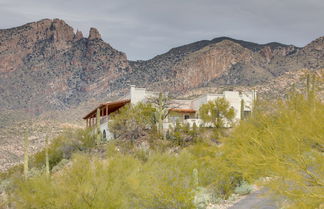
top-left (1, 19), bottom-right (323, 115)
top-left (128, 36), bottom-right (323, 93)
top-left (0, 18), bottom-right (131, 113)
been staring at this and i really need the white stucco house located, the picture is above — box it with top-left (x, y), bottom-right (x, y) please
top-left (83, 85), bottom-right (256, 140)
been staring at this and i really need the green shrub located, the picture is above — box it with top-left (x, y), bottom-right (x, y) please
top-left (234, 181), bottom-right (253, 195)
top-left (31, 129), bottom-right (94, 171)
top-left (13, 142), bottom-right (243, 209)
top-left (223, 93), bottom-right (324, 208)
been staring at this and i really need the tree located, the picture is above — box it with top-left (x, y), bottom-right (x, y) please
top-left (224, 92), bottom-right (324, 208)
top-left (199, 98), bottom-right (235, 129)
top-left (109, 103), bottom-right (155, 141)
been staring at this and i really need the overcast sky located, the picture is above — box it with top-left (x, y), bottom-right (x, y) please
top-left (0, 0), bottom-right (323, 60)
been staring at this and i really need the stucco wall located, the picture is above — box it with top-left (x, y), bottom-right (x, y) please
top-left (100, 121), bottom-right (113, 140)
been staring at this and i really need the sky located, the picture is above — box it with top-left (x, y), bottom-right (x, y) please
top-left (0, 0), bottom-right (323, 60)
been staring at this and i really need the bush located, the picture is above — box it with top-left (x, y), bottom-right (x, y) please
top-left (223, 93), bottom-right (324, 208)
top-left (11, 142), bottom-right (245, 208)
top-left (167, 122), bottom-right (199, 147)
top-left (31, 128), bottom-right (95, 171)
top-left (234, 181), bottom-right (253, 195)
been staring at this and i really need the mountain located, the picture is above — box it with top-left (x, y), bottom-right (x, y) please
top-left (127, 36), bottom-right (323, 93)
top-left (1, 19), bottom-right (323, 114)
top-left (0, 19), bottom-right (131, 113)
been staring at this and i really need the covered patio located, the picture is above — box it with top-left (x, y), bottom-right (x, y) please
top-left (83, 99), bottom-right (131, 128)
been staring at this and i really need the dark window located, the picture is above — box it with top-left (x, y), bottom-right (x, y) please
top-left (103, 130), bottom-right (107, 139)
top-left (243, 111), bottom-right (251, 118)
top-left (184, 115), bottom-right (190, 120)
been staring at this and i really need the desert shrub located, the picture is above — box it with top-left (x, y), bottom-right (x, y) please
top-left (51, 159), bottom-right (69, 173)
top-left (31, 128), bottom-right (94, 171)
top-left (0, 164), bottom-right (23, 181)
top-left (234, 180), bottom-right (253, 195)
top-left (12, 141), bottom-right (247, 209)
top-left (167, 122), bottom-right (199, 147)
top-left (13, 151), bottom-right (198, 209)
top-left (223, 93), bottom-right (324, 208)
top-left (187, 144), bottom-right (243, 199)
top-left (77, 128), bottom-right (97, 149)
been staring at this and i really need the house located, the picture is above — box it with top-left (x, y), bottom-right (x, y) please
top-left (83, 85), bottom-right (256, 140)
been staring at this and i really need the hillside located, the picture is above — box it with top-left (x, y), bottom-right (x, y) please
top-left (128, 36), bottom-right (323, 93)
top-left (0, 18), bottom-right (131, 113)
top-left (1, 19), bottom-right (324, 114)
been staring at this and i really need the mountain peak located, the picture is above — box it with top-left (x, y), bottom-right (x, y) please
top-left (75, 30), bottom-right (84, 40)
top-left (88, 27), bottom-right (101, 40)
top-left (304, 36), bottom-right (324, 51)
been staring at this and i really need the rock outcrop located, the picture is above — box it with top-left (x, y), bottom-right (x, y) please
top-left (74, 30), bottom-right (84, 41)
top-left (88, 27), bottom-right (101, 40)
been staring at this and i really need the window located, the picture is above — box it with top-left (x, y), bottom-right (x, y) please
top-left (184, 115), bottom-right (190, 120)
top-left (103, 130), bottom-right (106, 139)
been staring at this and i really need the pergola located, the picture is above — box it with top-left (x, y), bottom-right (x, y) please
top-left (83, 99), bottom-right (131, 128)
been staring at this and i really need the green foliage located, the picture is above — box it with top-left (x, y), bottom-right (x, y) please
top-left (234, 181), bottom-right (253, 195)
top-left (109, 103), bottom-right (155, 141)
top-left (11, 141), bottom-right (245, 208)
top-left (31, 129), bottom-right (95, 171)
top-left (199, 98), bottom-right (235, 139)
top-left (223, 93), bottom-right (324, 208)
top-left (167, 122), bottom-right (199, 146)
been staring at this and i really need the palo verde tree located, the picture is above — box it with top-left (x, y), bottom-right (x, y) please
top-left (224, 80), bottom-right (324, 208)
top-left (199, 98), bottom-right (235, 128)
top-left (199, 98), bottom-right (235, 138)
top-left (109, 103), bottom-right (155, 141)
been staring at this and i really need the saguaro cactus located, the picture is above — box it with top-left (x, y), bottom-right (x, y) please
top-left (306, 73), bottom-right (311, 100)
top-left (23, 132), bottom-right (29, 180)
top-left (150, 93), bottom-right (169, 139)
top-left (306, 73), bottom-right (316, 106)
top-left (192, 168), bottom-right (199, 189)
top-left (45, 136), bottom-right (50, 177)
